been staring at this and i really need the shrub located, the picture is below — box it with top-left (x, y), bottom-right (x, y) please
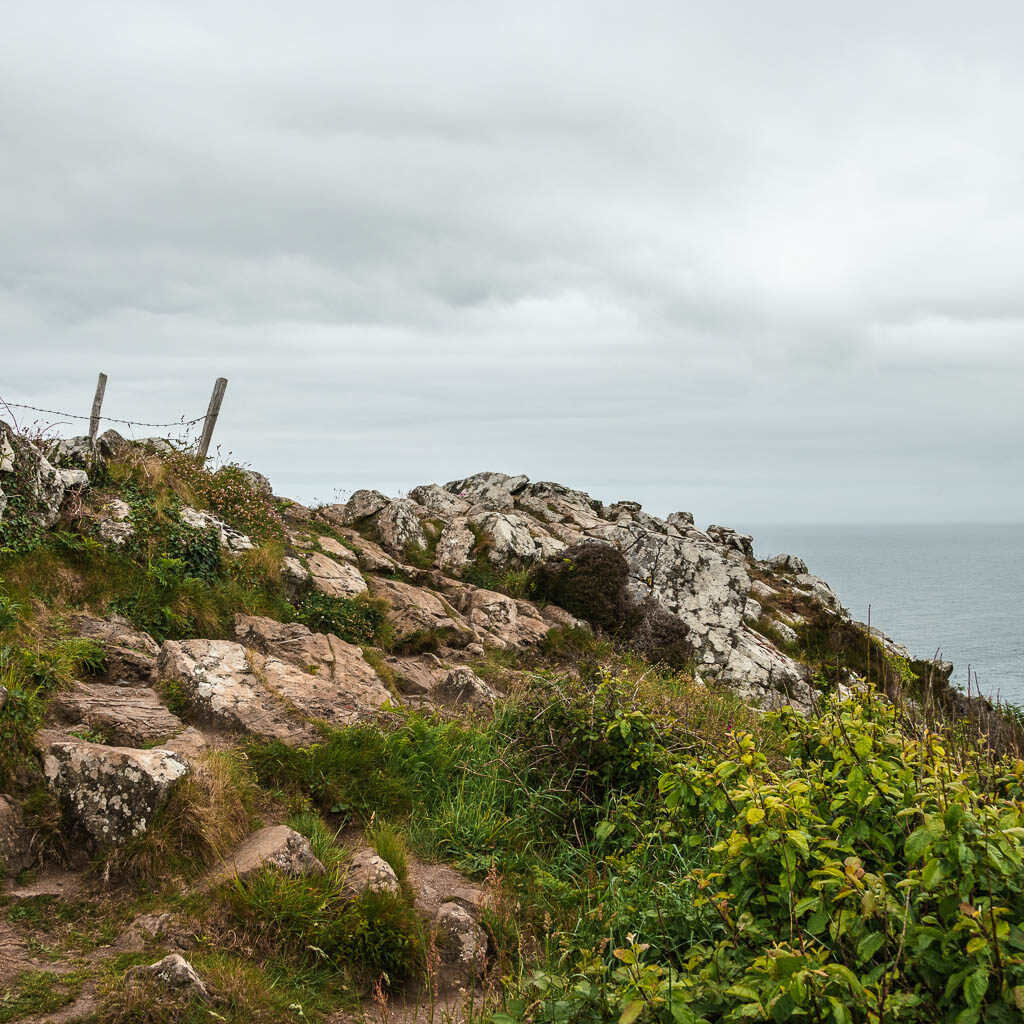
top-left (294, 592), bottom-right (392, 648)
top-left (527, 542), bottom-right (638, 635)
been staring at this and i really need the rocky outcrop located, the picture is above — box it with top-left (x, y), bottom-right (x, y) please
top-left (367, 577), bottom-right (476, 647)
top-left (305, 551), bottom-right (367, 598)
top-left (159, 628), bottom-right (393, 742)
top-left (44, 740), bottom-right (189, 849)
top-left (0, 421), bottom-right (79, 532)
top-left (434, 668), bottom-right (496, 708)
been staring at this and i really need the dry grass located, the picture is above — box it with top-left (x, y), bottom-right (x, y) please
top-left (100, 751), bottom-right (267, 883)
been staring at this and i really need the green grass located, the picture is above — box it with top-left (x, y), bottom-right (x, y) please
top-left (0, 969), bottom-right (90, 1022)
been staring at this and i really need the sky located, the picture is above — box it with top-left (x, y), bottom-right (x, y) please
top-left (2, 1), bottom-right (1023, 527)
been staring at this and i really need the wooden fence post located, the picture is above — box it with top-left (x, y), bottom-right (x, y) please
top-left (196, 377), bottom-right (228, 463)
top-left (88, 373), bottom-right (107, 441)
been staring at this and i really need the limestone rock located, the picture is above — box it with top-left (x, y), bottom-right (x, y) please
top-left (769, 619), bottom-right (799, 646)
top-left (367, 577), bottom-right (475, 647)
top-left (434, 668), bottom-right (496, 708)
top-left (468, 510), bottom-right (544, 564)
top-left (282, 556), bottom-right (310, 586)
top-left (233, 615), bottom-right (392, 716)
top-left (50, 682), bottom-right (183, 746)
top-left (318, 536), bottom-right (357, 562)
top-left (44, 435), bottom-right (98, 471)
top-left (721, 628), bottom-right (818, 713)
top-left (434, 518), bottom-right (476, 571)
top-left (376, 499), bottom-right (428, 556)
top-left (306, 551), bottom-right (367, 598)
top-left (445, 471), bottom-right (529, 510)
top-left (435, 901), bottom-right (488, 979)
top-left (331, 489), bottom-right (391, 525)
top-left (707, 524), bottom-right (755, 559)
top-left (44, 739), bottom-right (189, 849)
top-left (0, 422), bottom-right (68, 530)
top-left (343, 848), bottom-right (400, 896)
top-left (179, 506), bottom-right (254, 552)
top-left (127, 954), bottom-right (209, 1001)
top-left (765, 553), bottom-right (809, 575)
top-left (750, 580), bottom-right (777, 601)
top-left (742, 598), bottom-right (762, 625)
top-left (213, 826), bottom-right (325, 885)
top-left (0, 795), bottom-right (33, 875)
top-left (794, 573), bottom-right (843, 612)
top-left (157, 639), bottom-right (315, 744)
top-left (95, 497), bottom-right (134, 546)
top-left (409, 483), bottom-right (470, 518)
top-left (335, 528), bottom-right (399, 573)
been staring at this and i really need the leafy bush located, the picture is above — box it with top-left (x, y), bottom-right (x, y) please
top-left (294, 592), bottom-right (392, 647)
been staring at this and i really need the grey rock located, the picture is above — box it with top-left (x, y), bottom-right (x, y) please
top-left (306, 551), bottom-right (367, 598)
top-left (68, 613), bottom-right (159, 686)
top-left (376, 499), bottom-right (428, 556)
top-left (409, 483), bottom-right (471, 517)
top-left (95, 497), bottom-right (134, 546)
top-left (44, 740), bottom-right (189, 849)
top-left (127, 954), bottom-right (209, 1001)
top-left (435, 901), bottom-right (488, 979)
top-left (179, 505), bottom-right (254, 552)
top-left (211, 825), bottom-right (325, 885)
top-left (445, 471), bottom-right (529, 510)
top-left (333, 489), bottom-right (391, 525)
top-left (434, 667), bottom-right (496, 708)
top-left (0, 795), bottom-right (33, 875)
top-left (742, 598), bottom-right (762, 625)
top-left (707, 524), bottom-right (755, 559)
top-left (343, 848), bottom-right (400, 896)
top-left (769, 619), bottom-right (799, 646)
top-left (434, 518), bottom-right (476, 571)
top-left (765, 553), bottom-right (809, 575)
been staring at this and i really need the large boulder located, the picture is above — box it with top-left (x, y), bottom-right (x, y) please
top-left (435, 901), bottom-right (488, 981)
top-left (376, 499), bottom-right (429, 557)
top-left (445, 471), bottom-right (529, 510)
top-left (366, 577), bottom-right (476, 647)
top-left (156, 639), bottom-right (315, 744)
top-left (306, 551), bottom-right (368, 598)
top-left (323, 489), bottom-right (390, 526)
top-left (434, 668), bottom-right (496, 708)
top-left (434, 518), bottom-right (477, 571)
top-left (44, 739), bottom-right (189, 849)
top-left (409, 484), bottom-right (470, 518)
top-left (706, 524), bottom-right (754, 559)
top-left (50, 683), bottom-right (183, 747)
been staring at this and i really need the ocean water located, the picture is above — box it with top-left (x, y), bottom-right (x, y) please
top-left (743, 523), bottom-right (1024, 705)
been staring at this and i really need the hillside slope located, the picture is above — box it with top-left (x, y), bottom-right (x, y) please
top-left (0, 424), bottom-right (1021, 1024)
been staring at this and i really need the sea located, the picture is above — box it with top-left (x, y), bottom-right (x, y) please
top-left (742, 523), bottom-right (1024, 705)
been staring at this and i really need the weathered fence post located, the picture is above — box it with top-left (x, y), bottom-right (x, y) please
top-left (88, 372), bottom-right (107, 441)
top-left (196, 377), bottom-right (228, 464)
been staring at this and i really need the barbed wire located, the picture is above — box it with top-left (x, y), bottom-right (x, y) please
top-left (1, 401), bottom-right (206, 429)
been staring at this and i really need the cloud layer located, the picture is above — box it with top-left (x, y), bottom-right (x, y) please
top-left (2, 1), bottom-right (1022, 524)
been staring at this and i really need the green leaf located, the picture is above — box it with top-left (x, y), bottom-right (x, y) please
top-left (620, 1000), bottom-right (645, 1024)
top-left (746, 806), bottom-right (765, 825)
top-left (905, 826), bottom-right (933, 864)
top-left (857, 932), bottom-right (885, 962)
top-left (594, 820), bottom-right (615, 842)
top-left (922, 857), bottom-right (945, 889)
top-left (786, 830), bottom-right (810, 857)
top-left (963, 967), bottom-right (989, 1008)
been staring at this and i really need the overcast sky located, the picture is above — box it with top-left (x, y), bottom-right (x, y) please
top-left (2, 1), bottom-right (1022, 527)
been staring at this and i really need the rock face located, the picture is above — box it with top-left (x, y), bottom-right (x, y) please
top-left (210, 826), bottom-right (325, 885)
top-left (51, 683), bottom-right (183, 746)
top-left (334, 470), bottom-right (838, 710)
top-left (305, 551), bottom-right (367, 598)
top-left (434, 668), bottom-right (496, 708)
top-left (44, 740), bottom-right (189, 849)
top-left (159, 627), bottom-right (393, 743)
top-left (179, 506), bottom-right (254, 552)
top-left (0, 421), bottom-right (75, 531)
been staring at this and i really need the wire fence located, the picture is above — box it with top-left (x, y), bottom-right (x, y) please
top-left (1, 374), bottom-right (228, 461)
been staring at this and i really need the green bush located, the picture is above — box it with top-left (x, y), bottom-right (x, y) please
top-left (294, 592), bottom-right (392, 647)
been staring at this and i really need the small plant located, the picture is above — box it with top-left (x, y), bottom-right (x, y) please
top-left (294, 592), bottom-right (393, 648)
